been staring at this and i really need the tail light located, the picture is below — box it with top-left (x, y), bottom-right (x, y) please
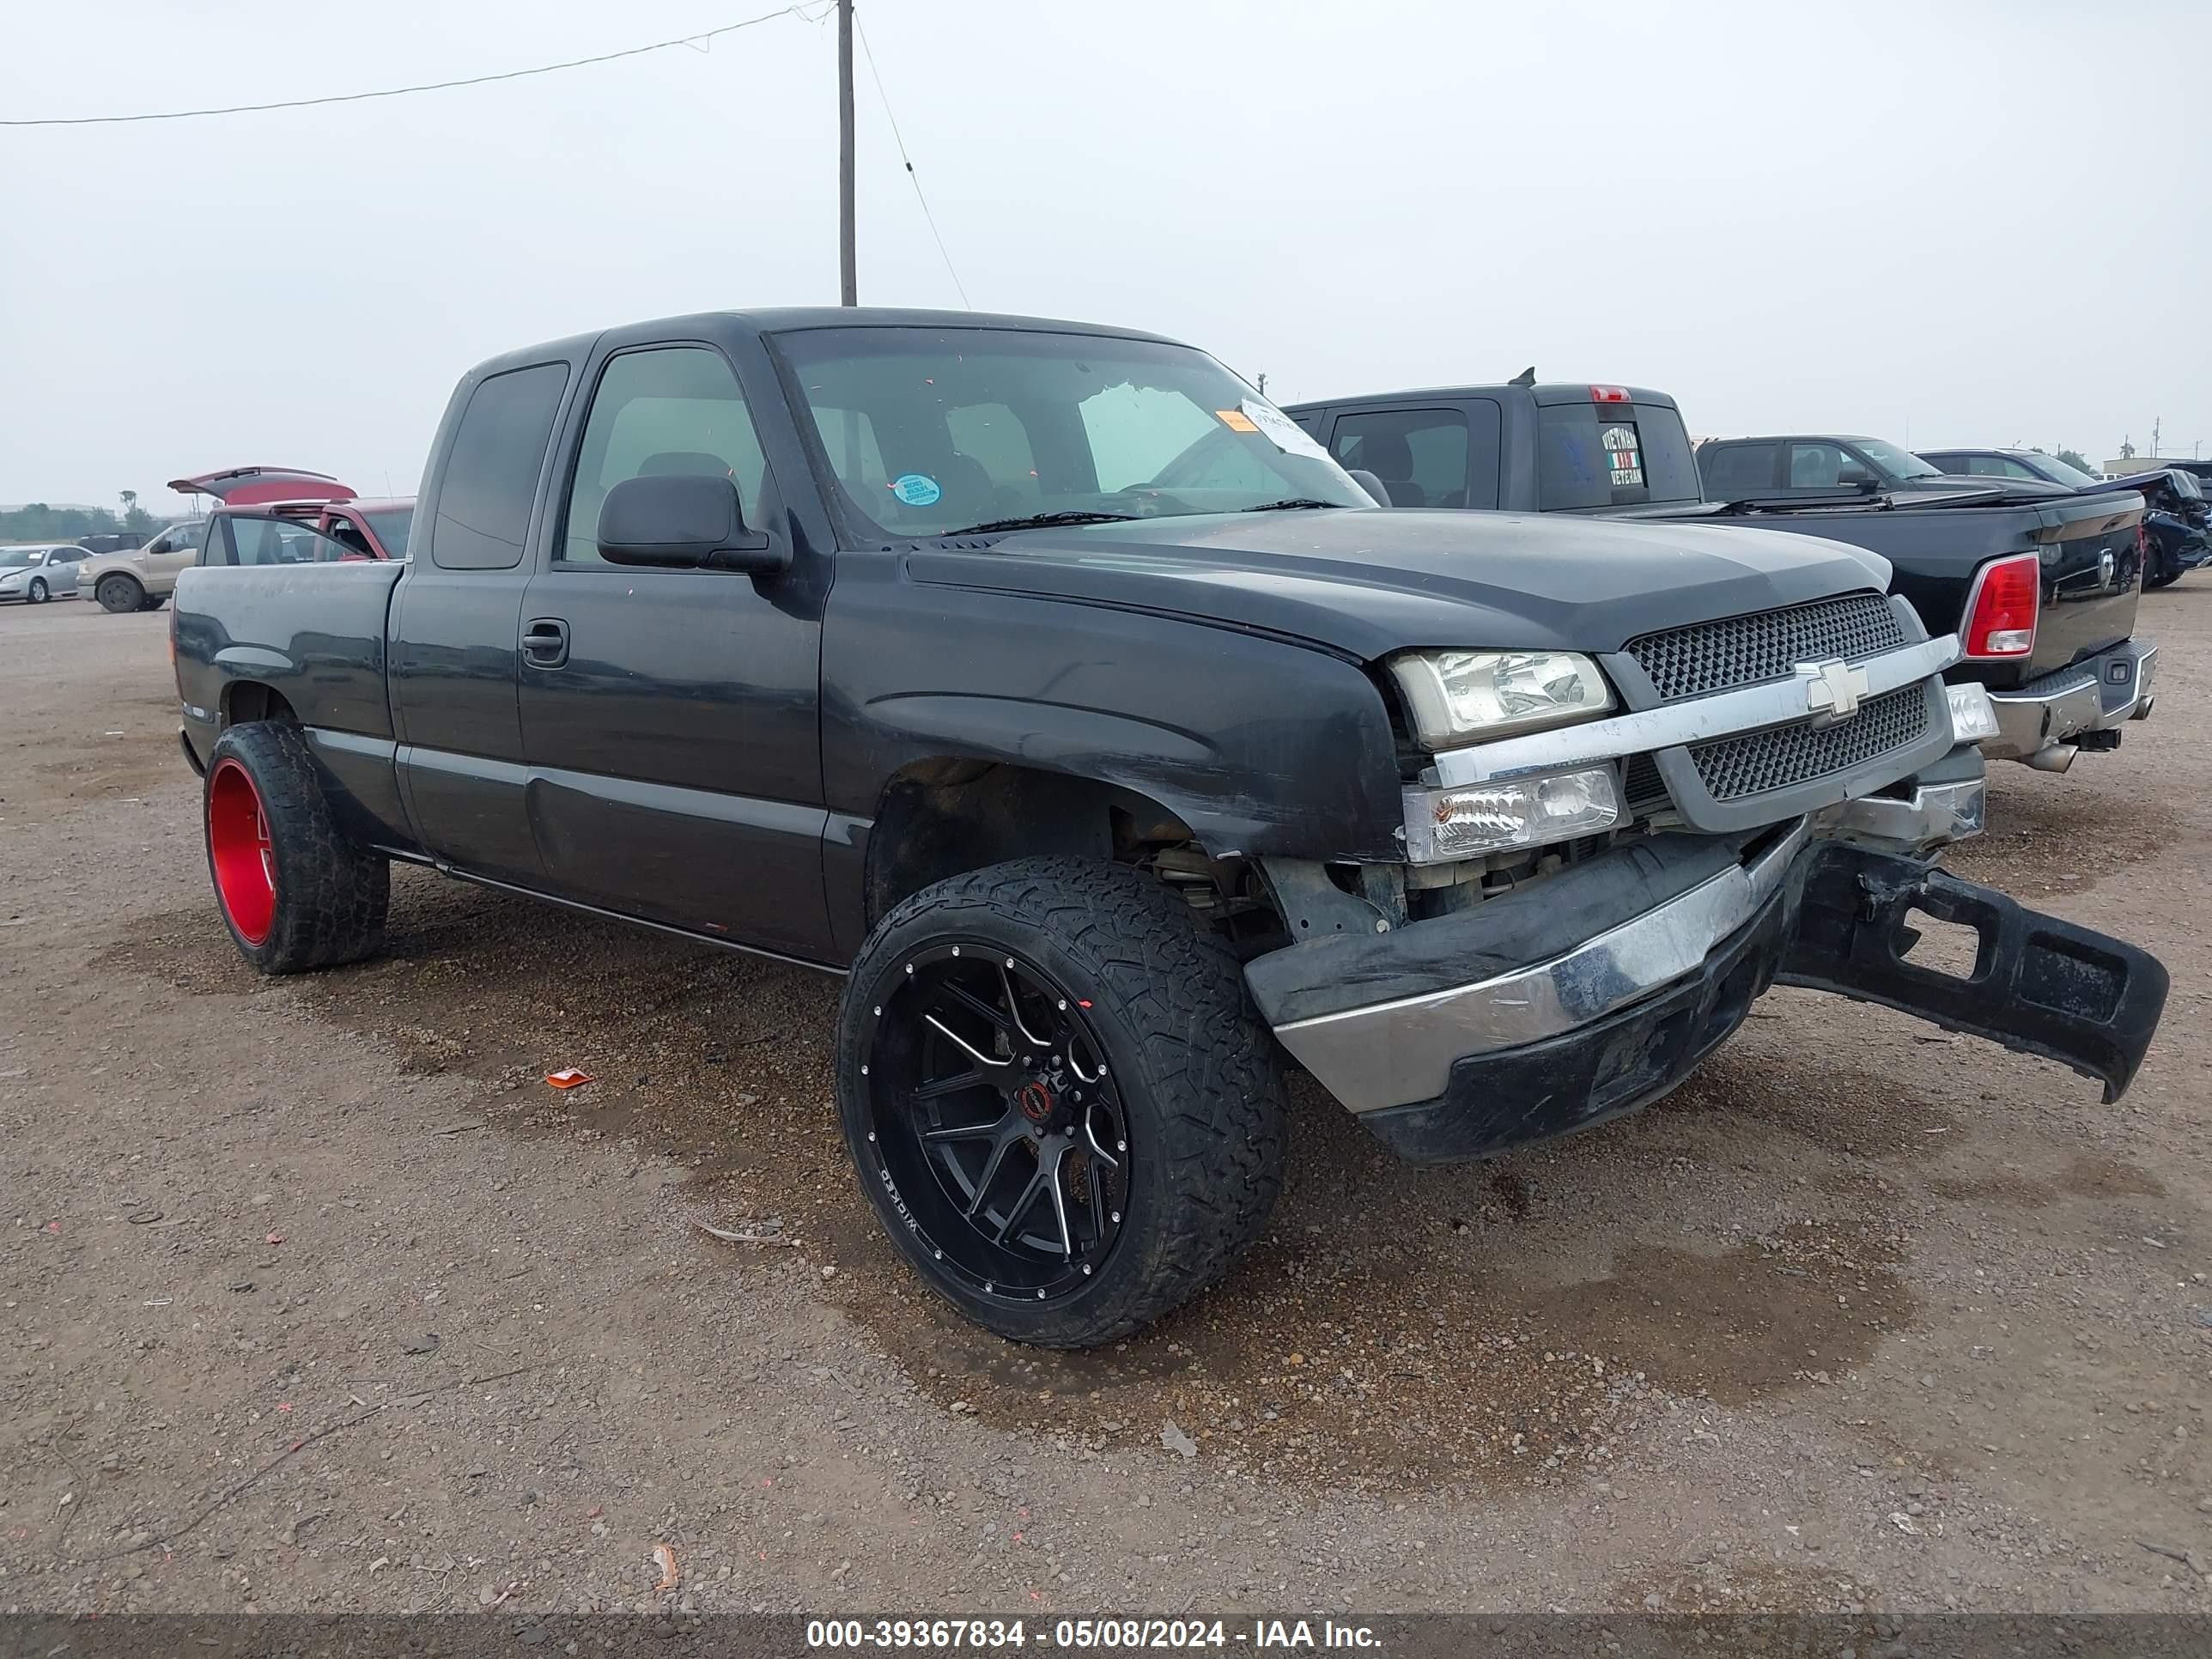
top-left (1961, 551), bottom-right (2039, 658)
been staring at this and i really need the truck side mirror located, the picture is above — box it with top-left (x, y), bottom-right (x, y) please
top-left (597, 474), bottom-right (787, 573)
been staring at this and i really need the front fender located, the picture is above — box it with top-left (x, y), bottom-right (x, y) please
top-left (822, 561), bottom-right (1406, 864)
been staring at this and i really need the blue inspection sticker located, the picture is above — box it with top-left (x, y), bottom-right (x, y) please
top-left (891, 472), bottom-right (942, 507)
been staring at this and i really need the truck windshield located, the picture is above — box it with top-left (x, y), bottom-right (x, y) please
top-left (771, 326), bottom-right (1370, 538)
top-left (1856, 438), bottom-right (1943, 482)
top-left (2027, 454), bottom-right (2100, 489)
top-left (363, 507), bottom-right (414, 558)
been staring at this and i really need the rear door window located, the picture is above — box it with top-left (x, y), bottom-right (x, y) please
top-left (1698, 442), bottom-right (1779, 501)
top-left (1328, 409), bottom-right (1472, 507)
top-left (1538, 402), bottom-right (1701, 509)
top-left (430, 362), bottom-right (570, 571)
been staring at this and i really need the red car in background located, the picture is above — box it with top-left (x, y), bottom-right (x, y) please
top-left (173, 467), bottom-right (414, 567)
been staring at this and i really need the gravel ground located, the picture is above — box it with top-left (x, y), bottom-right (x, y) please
top-left (2, 592), bottom-right (2209, 1619)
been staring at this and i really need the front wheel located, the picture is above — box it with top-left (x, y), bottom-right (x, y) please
top-left (27, 578), bottom-right (47, 604)
top-left (2146, 563), bottom-right (2182, 590)
top-left (204, 720), bottom-right (389, 973)
top-left (96, 574), bottom-right (144, 614)
top-left (836, 857), bottom-right (1286, 1348)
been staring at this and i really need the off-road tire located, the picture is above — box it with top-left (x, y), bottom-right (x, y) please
top-left (836, 857), bottom-right (1286, 1347)
top-left (96, 574), bottom-right (144, 614)
top-left (204, 720), bottom-right (389, 974)
top-left (27, 578), bottom-right (48, 604)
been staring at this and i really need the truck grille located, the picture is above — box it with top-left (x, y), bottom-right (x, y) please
top-left (1620, 752), bottom-right (1672, 817)
top-left (1627, 592), bottom-right (1906, 702)
top-left (1688, 685), bottom-right (1929, 802)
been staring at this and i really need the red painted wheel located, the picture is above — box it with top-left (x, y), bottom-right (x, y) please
top-left (207, 757), bottom-right (276, 945)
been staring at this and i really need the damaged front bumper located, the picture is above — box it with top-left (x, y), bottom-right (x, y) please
top-left (1245, 821), bottom-right (2167, 1165)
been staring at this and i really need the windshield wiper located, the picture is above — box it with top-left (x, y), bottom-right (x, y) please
top-left (1242, 497), bottom-right (1341, 513)
top-left (939, 510), bottom-right (1139, 536)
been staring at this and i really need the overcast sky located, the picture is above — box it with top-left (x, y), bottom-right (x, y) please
top-left (4, 0), bottom-right (2207, 515)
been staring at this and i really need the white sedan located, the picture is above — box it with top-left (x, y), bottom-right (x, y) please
top-left (0, 544), bottom-right (89, 604)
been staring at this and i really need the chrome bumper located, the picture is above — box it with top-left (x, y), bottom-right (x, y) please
top-left (1984, 640), bottom-right (2156, 763)
top-left (1269, 822), bottom-right (1810, 1115)
top-left (1822, 777), bottom-right (1985, 853)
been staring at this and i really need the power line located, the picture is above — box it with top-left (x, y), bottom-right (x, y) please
top-left (0, 4), bottom-right (828, 128)
top-left (853, 14), bottom-right (971, 309)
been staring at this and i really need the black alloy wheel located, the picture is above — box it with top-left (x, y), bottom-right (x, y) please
top-left (836, 858), bottom-right (1287, 1347)
top-left (860, 944), bottom-right (1129, 1303)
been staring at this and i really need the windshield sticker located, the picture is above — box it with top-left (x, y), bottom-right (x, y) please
top-left (1239, 399), bottom-right (1330, 462)
top-left (890, 473), bottom-right (942, 507)
top-left (1600, 423), bottom-right (1644, 488)
top-left (1214, 408), bottom-right (1261, 434)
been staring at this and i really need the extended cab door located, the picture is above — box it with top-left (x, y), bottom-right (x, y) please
top-left (515, 337), bottom-right (832, 960)
top-left (390, 360), bottom-right (574, 886)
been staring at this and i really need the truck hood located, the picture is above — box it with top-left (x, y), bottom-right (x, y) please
top-left (905, 508), bottom-right (1893, 660)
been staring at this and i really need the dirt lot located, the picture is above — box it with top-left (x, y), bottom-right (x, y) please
top-left (3, 591), bottom-right (2209, 1620)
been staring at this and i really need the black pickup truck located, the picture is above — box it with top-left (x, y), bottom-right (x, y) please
top-left (173, 310), bottom-right (2166, 1347)
top-left (1285, 389), bottom-right (2157, 775)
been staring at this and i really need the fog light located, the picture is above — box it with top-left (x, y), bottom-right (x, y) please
top-left (1401, 766), bottom-right (1620, 865)
top-left (1946, 682), bottom-right (2000, 744)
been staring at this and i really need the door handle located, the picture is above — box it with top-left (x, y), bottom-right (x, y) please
top-left (521, 617), bottom-right (570, 669)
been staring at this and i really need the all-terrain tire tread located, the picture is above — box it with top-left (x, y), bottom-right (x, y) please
top-left (207, 721), bottom-right (389, 974)
top-left (840, 856), bottom-right (1286, 1347)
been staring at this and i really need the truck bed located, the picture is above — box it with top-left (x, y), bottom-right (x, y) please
top-left (173, 559), bottom-right (410, 842)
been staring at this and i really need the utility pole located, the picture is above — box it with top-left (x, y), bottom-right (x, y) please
top-left (838, 0), bottom-right (857, 306)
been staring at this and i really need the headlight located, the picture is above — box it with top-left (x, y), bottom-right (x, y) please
top-left (1401, 767), bottom-right (1620, 864)
top-left (0, 573), bottom-right (25, 590)
top-left (1389, 649), bottom-right (1613, 749)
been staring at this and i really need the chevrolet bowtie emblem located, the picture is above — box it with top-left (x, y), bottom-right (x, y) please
top-left (1796, 658), bottom-right (1869, 726)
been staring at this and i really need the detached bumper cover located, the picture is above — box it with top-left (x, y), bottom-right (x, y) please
top-left (1249, 832), bottom-right (2167, 1164)
top-left (1983, 639), bottom-right (2156, 761)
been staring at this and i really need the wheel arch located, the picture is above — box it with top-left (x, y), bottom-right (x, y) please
top-left (861, 757), bottom-right (1206, 932)
top-left (220, 680), bottom-right (300, 729)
